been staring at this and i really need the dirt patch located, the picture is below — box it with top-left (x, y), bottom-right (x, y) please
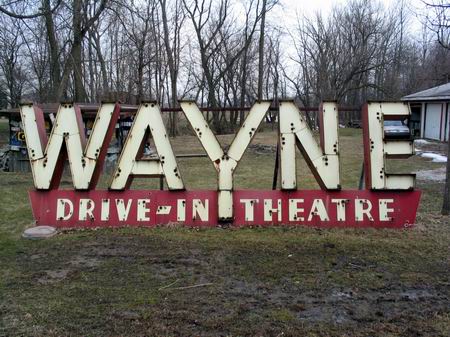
top-left (34, 253), bottom-right (100, 284)
top-left (112, 310), bottom-right (141, 320)
top-left (219, 278), bottom-right (449, 326)
top-left (5, 227), bottom-right (450, 336)
top-left (69, 255), bottom-right (101, 268)
top-left (416, 167), bottom-right (446, 181)
top-left (298, 285), bottom-right (448, 325)
top-left (37, 269), bottom-right (71, 284)
top-left (415, 139), bottom-right (448, 153)
top-left (248, 144), bottom-right (277, 154)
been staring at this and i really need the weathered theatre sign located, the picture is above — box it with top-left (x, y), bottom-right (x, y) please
top-left (20, 100), bottom-right (420, 228)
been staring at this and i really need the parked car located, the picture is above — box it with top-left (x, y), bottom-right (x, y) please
top-left (347, 120), bottom-right (362, 128)
top-left (384, 120), bottom-right (411, 138)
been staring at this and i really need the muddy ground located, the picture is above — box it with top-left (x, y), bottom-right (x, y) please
top-left (0, 127), bottom-right (449, 336)
top-left (2, 222), bottom-right (449, 337)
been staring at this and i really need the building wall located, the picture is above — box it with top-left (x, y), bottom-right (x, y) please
top-left (446, 103), bottom-right (449, 142)
top-left (421, 102), bottom-right (450, 142)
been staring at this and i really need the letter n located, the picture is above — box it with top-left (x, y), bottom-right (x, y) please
top-left (279, 101), bottom-right (340, 190)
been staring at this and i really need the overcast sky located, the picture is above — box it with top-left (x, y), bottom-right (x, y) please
top-left (278, 0), bottom-right (425, 32)
top-left (263, 0), bottom-right (429, 77)
top-left (283, 0), bottom-right (422, 15)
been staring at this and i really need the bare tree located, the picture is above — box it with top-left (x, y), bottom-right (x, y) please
top-left (59, 0), bottom-right (108, 101)
top-left (0, 0), bottom-right (62, 19)
top-left (0, 0), bottom-right (447, 149)
top-left (0, 17), bottom-right (26, 107)
top-left (183, 0), bottom-right (263, 132)
top-left (159, 0), bottom-right (185, 136)
top-left (424, 1), bottom-right (450, 49)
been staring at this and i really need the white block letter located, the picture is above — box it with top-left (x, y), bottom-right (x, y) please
top-left (362, 102), bottom-right (415, 189)
top-left (56, 198), bottom-right (73, 220)
top-left (307, 199), bottom-right (330, 221)
top-left (79, 199), bottom-right (95, 221)
top-left (193, 199), bottom-right (209, 221)
top-left (331, 199), bottom-right (347, 221)
top-left (116, 199), bottom-right (132, 221)
top-left (110, 102), bottom-right (184, 190)
top-left (240, 199), bottom-right (258, 221)
top-left (264, 199), bottom-right (282, 222)
top-left (355, 199), bottom-right (374, 221)
top-left (289, 199), bottom-right (304, 221)
top-left (137, 199), bottom-right (151, 221)
top-left (279, 101), bottom-right (340, 190)
top-left (181, 101), bottom-right (270, 220)
top-left (379, 199), bottom-right (394, 221)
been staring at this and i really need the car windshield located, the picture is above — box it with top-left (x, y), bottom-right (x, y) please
top-left (384, 120), bottom-right (405, 126)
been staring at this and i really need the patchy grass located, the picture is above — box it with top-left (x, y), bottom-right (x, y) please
top-left (0, 128), bottom-right (449, 336)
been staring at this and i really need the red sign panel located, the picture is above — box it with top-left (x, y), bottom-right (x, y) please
top-left (29, 190), bottom-right (420, 229)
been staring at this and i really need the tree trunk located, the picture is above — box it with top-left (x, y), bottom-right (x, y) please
top-left (442, 138), bottom-right (450, 215)
top-left (160, 0), bottom-right (178, 136)
top-left (72, 0), bottom-right (86, 102)
top-left (239, 39), bottom-right (248, 125)
top-left (87, 32), bottom-right (96, 101)
top-left (257, 0), bottom-right (267, 101)
top-left (43, 0), bottom-right (60, 102)
top-left (91, 29), bottom-right (109, 95)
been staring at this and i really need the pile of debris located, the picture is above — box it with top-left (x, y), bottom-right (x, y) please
top-left (0, 145), bottom-right (9, 171)
top-left (248, 144), bottom-right (277, 155)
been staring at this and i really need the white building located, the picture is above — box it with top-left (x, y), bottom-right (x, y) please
top-left (402, 83), bottom-right (450, 142)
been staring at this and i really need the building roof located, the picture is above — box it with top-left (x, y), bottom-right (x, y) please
top-left (402, 82), bottom-right (450, 101)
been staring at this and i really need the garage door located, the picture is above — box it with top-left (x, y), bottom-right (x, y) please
top-left (424, 104), bottom-right (442, 140)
